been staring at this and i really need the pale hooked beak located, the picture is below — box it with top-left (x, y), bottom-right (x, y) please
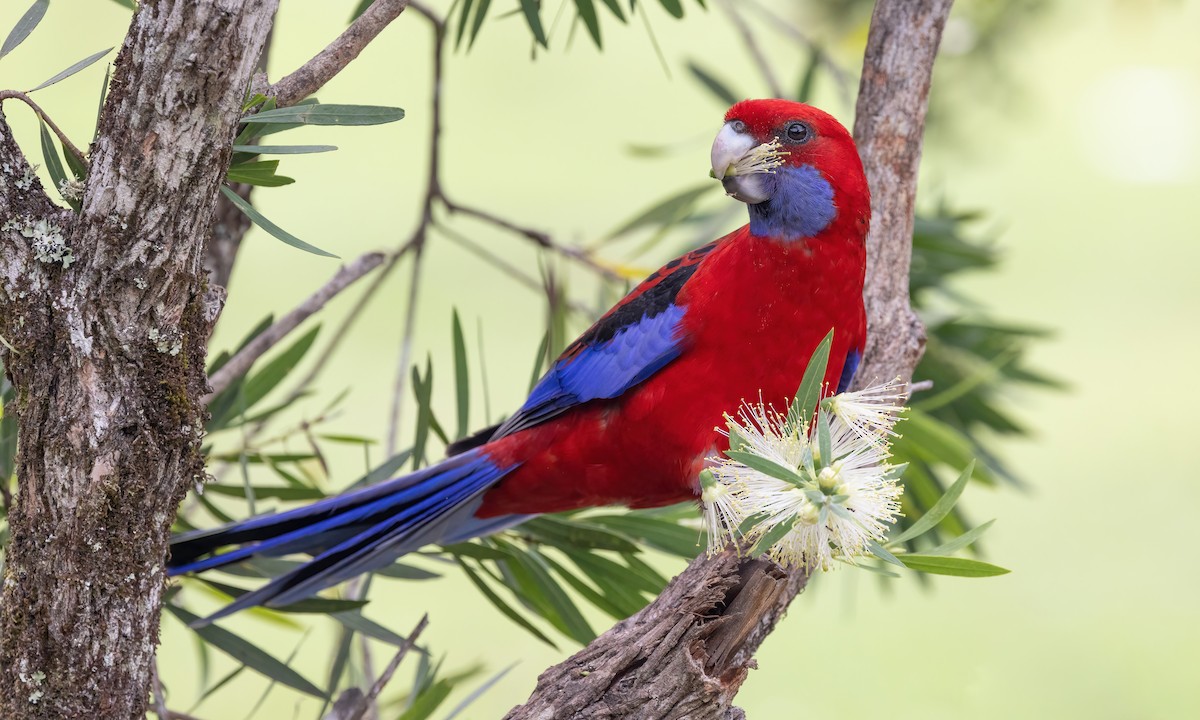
top-left (710, 122), bottom-right (781, 205)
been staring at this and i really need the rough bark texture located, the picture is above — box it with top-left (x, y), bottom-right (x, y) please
top-left (506, 1), bottom-right (951, 717)
top-left (0, 1), bottom-right (277, 717)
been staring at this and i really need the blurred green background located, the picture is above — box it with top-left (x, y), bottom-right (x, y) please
top-left (4, 0), bottom-right (1199, 717)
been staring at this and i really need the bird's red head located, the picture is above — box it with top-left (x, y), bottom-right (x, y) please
top-left (711, 99), bottom-right (869, 242)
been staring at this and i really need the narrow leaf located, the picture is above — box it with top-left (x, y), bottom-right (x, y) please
top-left (686, 61), bottom-right (738, 106)
top-left (231, 144), bottom-right (337, 154)
top-left (889, 460), bottom-right (975, 545)
top-left (452, 310), bottom-right (470, 440)
top-left (574, 0), bottom-right (602, 47)
top-left (867, 539), bottom-right (905, 567)
top-left (468, 0), bottom-right (493, 48)
top-left (658, 0), bottom-right (685, 18)
top-left (724, 450), bottom-right (808, 488)
top-left (241, 104), bottom-right (404, 126)
top-left (598, 0), bottom-right (626, 22)
top-left (518, 0), bottom-right (548, 47)
top-left (28, 47), bottom-right (112, 92)
top-left (787, 329), bottom-right (834, 431)
top-left (455, 557), bottom-right (556, 647)
top-left (0, 1), bottom-right (48, 60)
top-left (37, 120), bottom-right (72, 208)
top-left (164, 604), bottom-right (326, 698)
top-left (899, 554), bottom-right (1010, 577)
top-left (221, 185), bottom-right (339, 258)
top-left (226, 159), bottom-right (295, 187)
top-left (923, 519), bottom-right (995, 556)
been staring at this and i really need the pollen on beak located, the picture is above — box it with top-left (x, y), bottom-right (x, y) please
top-left (710, 122), bottom-right (787, 205)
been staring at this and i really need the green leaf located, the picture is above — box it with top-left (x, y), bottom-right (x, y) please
top-left (686, 61), bottom-right (738, 106)
top-left (867, 539), bottom-right (905, 567)
top-left (787, 329), bottom-right (834, 431)
top-left (604, 183), bottom-right (716, 240)
top-left (242, 104), bottom-right (404, 127)
top-left (527, 332), bottom-right (549, 394)
top-left (889, 460), bottom-right (975, 545)
top-left (796, 45), bottom-right (820, 102)
top-left (442, 663), bottom-right (517, 720)
top-left (37, 120), bottom-right (74, 209)
top-left (467, 0), bottom-right (493, 49)
top-left (575, 0), bottom-right (602, 47)
top-left (398, 678), bottom-right (453, 720)
top-left (658, 0), bottom-right (685, 18)
top-left (441, 541), bottom-right (510, 561)
top-left (204, 484), bottom-right (325, 501)
top-left (220, 186), bottom-right (339, 258)
top-left (564, 550), bottom-right (655, 612)
top-left (455, 557), bottom-right (557, 647)
top-left (518, 0), bottom-right (548, 47)
top-left (374, 561), bottom-right (440, 581)
top-left (503, 547), bottom-right (595, 643)
top-left (899, 554), bottom-right (1010, 577)
top-left (750, 518), bottom-right (795, 557)
top-left (539, 553), bottom-right (625, 619)
top-left (816, 409), bottom-right (832, 468)
top-left (164, 604), bottom-right (326, 698)
top-left (452, 310), bottom-right (470, 440)
top-left (519, 515), bottom-right (640, 553)
top-left (344, 450), bottom-right (413, 492)
top-left (724, 450), bottom-right (807, 488)
top-left (330, 609), bottom-right (412, 646)
top-left (411, 357), bottom-right (434, 470)
top-left (586, 514), bottom-right (701, 557)
top-left (28, 47), bottom-right (112, 92)
top-left (455, 0), bottom-right (476, 48)
top-left (226, 159), bottom-right (295, 187)
top-left (923, 519), bottom-right (995, 556)
top-left (61, 137), bottom-right (87, 181)
top-left (231, 144), bottom-right (337, 154)
top-left (321, 626), bottom-right (354, 717)
top-left (239, 325), bottom-right (321, 410)
top-left (599, 0), bottom-right (626, 22)
top-left (899, 409), bottom-right (997, 485)
top-left (0, 1), bottom-right (48, 60)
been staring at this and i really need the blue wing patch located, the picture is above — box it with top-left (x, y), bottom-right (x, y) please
top-left (836, 348), bottom-right (861, 393)
top-left (494, 304), bottom-right (687, 437)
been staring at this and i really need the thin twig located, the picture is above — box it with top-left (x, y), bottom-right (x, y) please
top-left (149, 660), bottom-right (176, 720)
top-left (205, 252), bottom-right (386, 399)
top-left (0, 90), bottom-right (87, 169)
top-left (743, 0), bottom-right (855, 107)
top-left (435, 222), bottom-right (595, 317)
top-left (340, 615), bottom-right (429, 720)
top-left (443, 199), bottom-right (622, 282)
top-left (270, 0), bottom-right (412, 107)
top-left (716, 0), bottom-right (784, 98)
top-left (384, 0), bottom-right (445, 455)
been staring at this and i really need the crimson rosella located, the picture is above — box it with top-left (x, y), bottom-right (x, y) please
top-left (170, 99), bottom-right (871, 621)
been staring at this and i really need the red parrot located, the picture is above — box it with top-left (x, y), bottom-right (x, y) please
top-left (170, 99), bottom-right (871, 621)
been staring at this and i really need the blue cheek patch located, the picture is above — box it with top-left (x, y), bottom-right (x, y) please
top-left (748, 164), bottom-right (837, 241)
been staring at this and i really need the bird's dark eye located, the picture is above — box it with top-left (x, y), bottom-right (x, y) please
top-left (730, 119), bottom-right (747, 133)
top-left (785, 121), bottom-right (812, 144)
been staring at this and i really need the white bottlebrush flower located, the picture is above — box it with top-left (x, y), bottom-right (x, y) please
top-left (702, 381), bottom-right (906, 572)
top-left (824, 378), bottom-right (907, 443)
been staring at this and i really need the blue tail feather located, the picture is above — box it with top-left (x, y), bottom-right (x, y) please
top-left (169, 449), bottom-right (522, 623)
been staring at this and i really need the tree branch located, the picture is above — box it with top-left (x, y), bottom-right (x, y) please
top-left (205, 251), bottom-right (385, 398)
top-left (0, 91), bottom-right (88, 170)
top-left (506, 1), bottom-right (951, 717)
top-left (270, 0), bottom-right (412, 108)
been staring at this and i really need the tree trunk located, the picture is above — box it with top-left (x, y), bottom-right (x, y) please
top-left (0, 1), bottom-right (277, 717)
top-left (506, 0), bottom-right (951, 717)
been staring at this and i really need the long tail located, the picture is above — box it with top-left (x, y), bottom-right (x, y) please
top-left (168, 448), bottom-right (524, 624)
